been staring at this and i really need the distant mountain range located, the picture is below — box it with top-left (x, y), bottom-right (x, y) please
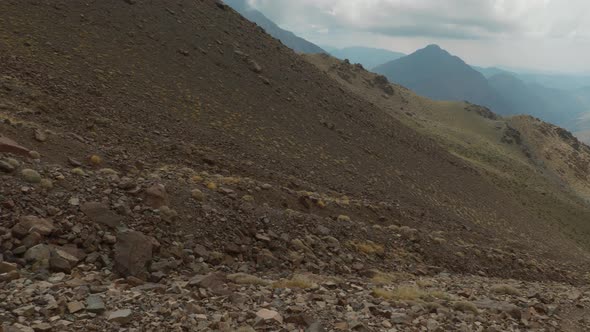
top-left (224, 0), bottom-right (325, 54)
top-left (373, 44), bottom-right (512, 114)
top-left (374, 44), bottom-right (590, 131)
top-left (224, 1), bottom-right (590, 138)
top-left (473, 66), bottom-right (590, 91)
top-left (327, 47), bottom-right (405, 70)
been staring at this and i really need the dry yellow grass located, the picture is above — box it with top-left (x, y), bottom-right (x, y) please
top-left (453, 301), bottom-right (479, 313)
top-left (372, 286), bottom-right (422, 301)
top-left (227, 273), bottom-right (270, 286)
top-left (272, 274), bottom-right (316, 289)
top-left (337, 215), bottom-right (351, 222)
top-left (490, 284), bottom-right (520, 296)
top-left (89, 154), bottom-right (102, 165)
top-left (370, 271), bottom-right (411, 285)
top-left (350, 241), bottom-right (385, 255)
top-left (372, 284), bottom-right (451, 303)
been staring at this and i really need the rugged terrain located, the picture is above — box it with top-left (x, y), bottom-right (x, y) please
top-left (1, 1), bottom-right (590, 331)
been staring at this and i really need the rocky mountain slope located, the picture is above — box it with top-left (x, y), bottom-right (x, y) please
top-left (306, 52), bottom-right (590, 261)
top-left (224, 0), bottom-right (325, 54)
top-left (1, 1), bottom-right (590, 331)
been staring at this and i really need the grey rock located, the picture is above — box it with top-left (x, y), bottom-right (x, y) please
top-left (86, 295), bottom-right (106, 313)
top-left (108, 309), bottom-right (133, 324)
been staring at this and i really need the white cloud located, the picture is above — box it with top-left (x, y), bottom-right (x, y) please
top-left (247, 0), bottom-right (590, 72)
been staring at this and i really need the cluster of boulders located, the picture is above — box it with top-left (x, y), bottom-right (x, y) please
top-left (1, 134), bottom-right (590, 331)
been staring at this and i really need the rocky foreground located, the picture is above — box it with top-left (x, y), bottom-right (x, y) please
top-left (1, 136), bottom-right (590, 332)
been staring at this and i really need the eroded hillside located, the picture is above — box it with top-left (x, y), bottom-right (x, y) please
top-left (305, 52), bottom-right (590, 257)
top-left (1, 1), bottom-right (590, 331)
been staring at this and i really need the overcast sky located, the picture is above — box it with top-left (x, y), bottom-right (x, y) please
top-left (247, 0), bottom-right (590, 74)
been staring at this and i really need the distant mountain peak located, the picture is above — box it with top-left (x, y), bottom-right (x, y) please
top-left (424, 44), bottom-right (442, 50)
top-left (417, 44), bottom-right (450, 57)
top-left (373, 44), bottom-right (510, 113)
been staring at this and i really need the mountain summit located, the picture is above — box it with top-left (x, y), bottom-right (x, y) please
top-left (374, 45), bottom-right (512, 114)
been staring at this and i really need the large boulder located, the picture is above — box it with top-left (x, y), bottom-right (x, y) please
top-left (12, 216), bottom-right (55, 239)
top-left (114, 230), bottom-right (153, 279)
top-left (49, 245), bottom-right (86, 272)
top-left (24, 244), bottom-right (51, 263)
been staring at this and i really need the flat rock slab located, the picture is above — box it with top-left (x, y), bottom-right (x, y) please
top-left (80, 202), bottom-right (123, 229)
top-left (108, 309), bottom-right (133, 324)
top-left (86, 295), bottom-right (106, 313)
top-left (0, 136), bottom-right (30, 156)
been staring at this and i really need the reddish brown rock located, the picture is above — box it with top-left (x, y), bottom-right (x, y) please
top-left (11, 216), bottom-right (55, 239)
top-left (114, 230), bottom-right (153, 279)
top-left (80, 202), bottom-right (123, 229)
top-left (0, 136), bottom-right (30, 156)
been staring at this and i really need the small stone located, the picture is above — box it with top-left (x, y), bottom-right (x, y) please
top-left (249, 59), bottom-right (263, 73)
top-left (67, 301), bottom-right (85, 314)
top-left (390, 313), bottom-right (408, 324)
top-left (306, 322), bottom-right (327, 332)
top-left (108, 309), bottom-right (133, 324)
top-left (0, 160), bottom-right (15, 173)
top-left (144, 184), bottom-right (169, 208)
top-left (255, 309), bottom-right (283, 325)
top-left (426, 319), bottom-right (439, 330)
top-left (21, 169), bottom-right (41, 183)
top-left (34, 129), bottom-right (47, 142)
top-left (68, 197), bottom-right (80, 206)
top-left (68, 157), bottom-right (82, 167)
top-left (48, 273), bottom-right (66, 283)
top-left (0, 261), bottom-right (17, 273)
top-left (49, 255), bottom-right (72, 273)
top-left (32, 322), bottom-right (52, 332)
top-left (22, 232), bottom-right (43, 248)
top-left (0, 270), bottom-right (20, 282)
top-left (86, 295), bottom-right (106, 313)
top-left (13, 304), bottom-right (35, 317)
